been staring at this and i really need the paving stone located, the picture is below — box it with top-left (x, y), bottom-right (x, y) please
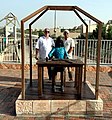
top-left (0, 68), bottom-right (111, 119)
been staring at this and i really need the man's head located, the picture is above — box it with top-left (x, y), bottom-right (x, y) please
top-left (64, 30), bottom-right (69, 34)
top-left (44, 28), bottom-right (50, 37)
top-left (44, 28), bottom-right (50, 33)
top-left (63, 30), bottom-right (69, 39)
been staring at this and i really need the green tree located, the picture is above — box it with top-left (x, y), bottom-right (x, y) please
top-left (92, 25), bottom-right (98, 39)
top-left (102, 24), bottom-right (106, 39)
top-left (16, 28), bottom-right (21, 33)
top-left (107, 25), bottom-right (112, 39)
top-left (25, 29), bottom-right (29, 34)
top-left (92, 24), bottom-right (107, 39)
top-left (32, 28), bottom-right (38, 35)
top-left (92, 23), bottom-right (112, 40)
top-left (38, 29), bottom-right (44, 37)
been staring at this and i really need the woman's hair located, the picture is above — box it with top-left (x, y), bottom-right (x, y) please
top-left (55, 36), bottom-right (64, 47)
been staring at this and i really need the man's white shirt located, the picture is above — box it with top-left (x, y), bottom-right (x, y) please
top-left (64, 37), bottom-right (75, 59)
top-left (35, 36), bottom-right (54, 60)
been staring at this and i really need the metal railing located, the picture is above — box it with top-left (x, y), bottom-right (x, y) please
top-left (74, 39), bottom-right (112, 65)
top-left (0, 37), bottom-right (20, 63)
top-left (0, 37), bottom-right (112, 65)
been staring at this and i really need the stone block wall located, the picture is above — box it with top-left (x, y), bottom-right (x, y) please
top-left (16, 96), bottom-right (103, 117)
top-left (16, 81), bottom-right (103, 117)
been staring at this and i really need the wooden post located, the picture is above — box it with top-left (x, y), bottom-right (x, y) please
top-left (29, 25), bottom-right (32, 86)
top-left (21, 21), bottom-right (25, 99)
top-left (38, 65), bottom-right (43, 96)
top-left (95, 23), bottom-right (102, 99)
top-left (77, 66), bottom-right (83, 99)
top-left (84, 26), bottom-right (88, 83)
top-left (73, 9), bottom-right (88, 83)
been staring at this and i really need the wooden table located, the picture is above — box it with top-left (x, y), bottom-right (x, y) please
top-left (37, 59), bottom-right (84, 99)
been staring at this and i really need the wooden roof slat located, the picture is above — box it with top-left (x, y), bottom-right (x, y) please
top-left (47, 6), bottom-right (75, 11)
top-left (22, 6), bottom-right (48, 22)
top-left (22, 5), bottom-right (102, 24)
top-left (74, 6), bottom-right (102, 24)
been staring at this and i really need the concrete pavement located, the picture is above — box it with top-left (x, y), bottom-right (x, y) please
top-left (0, 68), bottom-right (112, 119)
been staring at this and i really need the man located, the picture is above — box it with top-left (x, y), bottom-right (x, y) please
top-left (63, 29), bottom-right (75, 81)
top-left (35, 28), bottom-right (55, 80)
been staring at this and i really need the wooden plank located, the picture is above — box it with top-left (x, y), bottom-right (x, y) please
top-left (38, 66), bottom-right (43, 96)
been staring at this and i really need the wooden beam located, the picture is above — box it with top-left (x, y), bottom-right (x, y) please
top-left (73, 9), bottom-right (88, 83)
top-left (74, 6), bottom-right (102, 24)
top-left (22, 6), bottom-right (47, 22)
top-left (29, 25), bottom-right (32, 87)
top-left (21, 20), bottom-right (25, 99)
top-left (47, 6), bottom-right (75, 11)
top-left (29, 9), bottom-right (48, 26)
top-left (84, 26), bottom-right (88, 83)
top-left (95, 23), bottom-right (102, 99)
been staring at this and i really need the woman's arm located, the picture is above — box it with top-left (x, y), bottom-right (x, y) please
top-left (48, 48), bottom-right (55, 59)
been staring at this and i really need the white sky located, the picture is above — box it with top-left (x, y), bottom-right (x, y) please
top-left (0, 0), bottom-right (112, 29)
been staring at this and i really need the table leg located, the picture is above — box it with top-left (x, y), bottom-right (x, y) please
top-left (42, 67), bottom-right (44, 90)
top-left (38, 66), bottom-right (43, 96)
top-left (61, 71), bottom-right (64, 92)
top-left (77, 66), bottom-right (83, 99)
top-left (75, 67), bottom-right (78, 88)
top-left (63, 70), bottom-right (66, 87)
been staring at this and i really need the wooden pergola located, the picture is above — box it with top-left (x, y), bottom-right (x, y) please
top-left (21, 5), bottom-right (102, 100)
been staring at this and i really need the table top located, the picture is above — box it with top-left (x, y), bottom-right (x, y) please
top-left (36, 59), bottom-right (84, 67)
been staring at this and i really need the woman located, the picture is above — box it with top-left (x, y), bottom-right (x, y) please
top-left (48, 36), bottom-right (68, 92)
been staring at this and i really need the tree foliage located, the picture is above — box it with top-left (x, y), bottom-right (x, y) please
top-left (107, 25), bottom-right (112, 39)
top-left (38, 29), bottom-right (44, 37)
top-left (92, 24), bottom-right (112, 39)
top-left (32, 28), bottom-right (38, 35)
top-left (77, 23), bottom-right (112, 39)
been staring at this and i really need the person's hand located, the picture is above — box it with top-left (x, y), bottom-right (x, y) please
top-left (35, 56), bottom-right (38, 60)
top-left (46, 57), bottom-right (48, 61)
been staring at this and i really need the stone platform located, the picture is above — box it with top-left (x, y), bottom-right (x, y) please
top-left (16, 80), bottom-right (103, 117)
